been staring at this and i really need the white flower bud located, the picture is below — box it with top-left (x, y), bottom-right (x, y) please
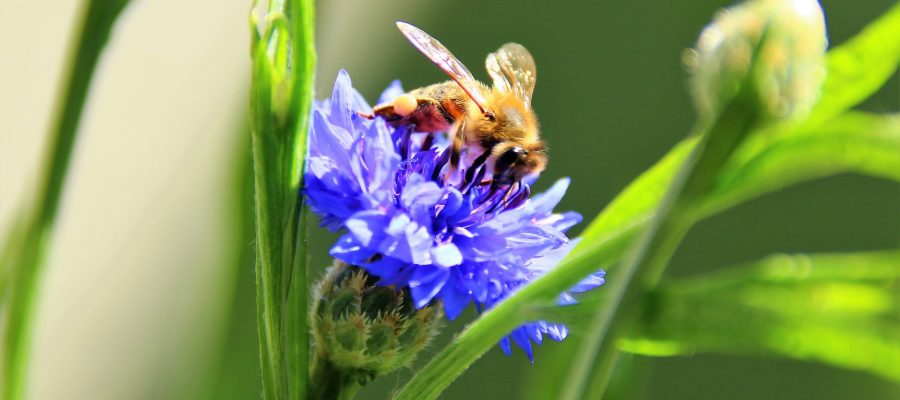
top-left (687, 0), bottom-right (827, 120)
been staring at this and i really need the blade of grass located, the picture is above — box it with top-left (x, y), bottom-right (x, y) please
top-left (0, 1), bottom-right (130, 399)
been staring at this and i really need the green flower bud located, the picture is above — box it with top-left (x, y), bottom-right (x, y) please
top-left (310, 261), bottom-right (442, 388)
top-left (686, 0), bottom-right (827, 120)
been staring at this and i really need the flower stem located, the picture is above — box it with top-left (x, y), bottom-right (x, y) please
top-left (0, 1), bottom-right (129, 399)
top-left (249, 0), bottom-right (315, 398)
top-left (308, 355), bottom-right (360, 400)
top-left (562, 57), bottom-right (766, 400)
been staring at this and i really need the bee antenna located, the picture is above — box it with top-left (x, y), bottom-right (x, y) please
top-left (483, 111), bottom-right (496, 121)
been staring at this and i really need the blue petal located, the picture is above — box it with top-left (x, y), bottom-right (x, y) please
top-left (441, 281), bottom-right (471, 320)
top-left (529, 178), bottom-right (571, 217)
top-left (545, 211), bottom-right (583, 233)
top-left (525, 323), bottom-right (544, 345)
top-left (525, 238), bottom-right (580, 276)
top-left (545, 323), bottom-right (568, 341)
top-left (377, 80), bottom-right (405, 105)
top-left (401, 175), bottom-right (444, 210)
top-left (435, 188), bottom-right (464, 221)
top-left (329, 70), bottom-right (356, 128)
top-left (409, 266), bottom-right (450, 308)
top-left (330, 234), bottom-right (376, 264)
top-left (430, 243), bottom-right (463, 267)
top-left (346, 211), bottom-right (391, 247)
top-left (499, 337), bottom-right (512, 356)
top-left (511, 328), bottom-right (535, 363)
top-left (570, 269), bottom-right (607, 293)
top-left (556, 292), bottom-right (577, 306)
top-left (310, 111), bottom-right (355, 173)
top-left (366, 256), bottom-right (406, 284)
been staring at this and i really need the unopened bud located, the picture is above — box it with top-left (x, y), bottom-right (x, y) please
top-left (311, 261), bottom-right (442, 385)
top-left (687, 0), bottom-right (827, 120)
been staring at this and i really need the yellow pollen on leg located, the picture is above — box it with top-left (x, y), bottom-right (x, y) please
top-left (393, 94), bottom-right (418, 117)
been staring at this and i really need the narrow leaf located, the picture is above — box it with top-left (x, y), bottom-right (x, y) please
top-left (704, 111), bottom-right (900, 216)
top-left (805, 2), bottom-right (900, 127)
top-left (0, 2), bottom-right (131, 399)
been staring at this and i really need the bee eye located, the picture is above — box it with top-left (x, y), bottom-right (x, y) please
top-left (484, 111), bottom-right (496, 121)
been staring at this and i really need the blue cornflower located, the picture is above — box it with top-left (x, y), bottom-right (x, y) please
top-left (304, 70), bottom-right (605, 361)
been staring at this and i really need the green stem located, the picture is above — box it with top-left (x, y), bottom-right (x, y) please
top-left (252, 125), bottom-right (287, 399)
top-left (392, 302), bottom-right (525, 400)
top-left (565, 73), bottom-right (764, 400)
top-left (308, 355), bottom-right (360, 400)
top-left (286, 206), bottom-right (311, 397)
top-left (249, 0), bottom-right (315, 398)
top-left (1, 1), bottom-right (129, 399)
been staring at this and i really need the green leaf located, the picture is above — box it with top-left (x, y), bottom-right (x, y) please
top-left (621, 250), bottom-right (900, 382)
top-left (248, 0), bottom-right (315, 398)
top-left (0, 1), bottom-right (130, 399)
top-left (704, 111), bottom-right (900, 215)
top-left (805, 2), bottom-right (900, 127)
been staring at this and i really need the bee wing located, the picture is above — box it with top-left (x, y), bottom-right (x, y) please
top-left (485, 43), bottom-right (537, 107)
top-left (396, 21), bottom-right (490, 113)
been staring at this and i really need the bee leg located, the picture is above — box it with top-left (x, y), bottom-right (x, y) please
top-left (489, 179), bottom-right (501, 196)
top-left (462, 149), bottom-right (491, 189)
top-left (448, 119), bottom-right (467, 175)
top-left (372, 104), bottom-right (402, 123)
top-left (356, 111), bottom-right (375, 119)
top-left (501, 180), bottom-right (520, 205)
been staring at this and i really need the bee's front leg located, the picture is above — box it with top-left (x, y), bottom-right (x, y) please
top-left (371, 103), bottom-right (399, 122)
top-left (372, 94), bottom-right (422, 124)
top-left (448, 119), bottom-right (467, 172)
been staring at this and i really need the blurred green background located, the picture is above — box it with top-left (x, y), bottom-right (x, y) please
top-left (1, 0), bottom-right (897, 399)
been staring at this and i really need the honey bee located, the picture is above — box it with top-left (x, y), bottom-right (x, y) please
top-left (372, 22), bottom-right (545, 186)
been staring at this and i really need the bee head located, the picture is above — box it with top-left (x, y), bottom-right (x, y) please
top-left (492, 142), bottom-right (547, 185)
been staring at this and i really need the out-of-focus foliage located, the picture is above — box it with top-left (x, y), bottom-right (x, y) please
top-left (622, 250), bottom-right (900, 381)
top-left (0, 2), bottom-right (130, 399)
